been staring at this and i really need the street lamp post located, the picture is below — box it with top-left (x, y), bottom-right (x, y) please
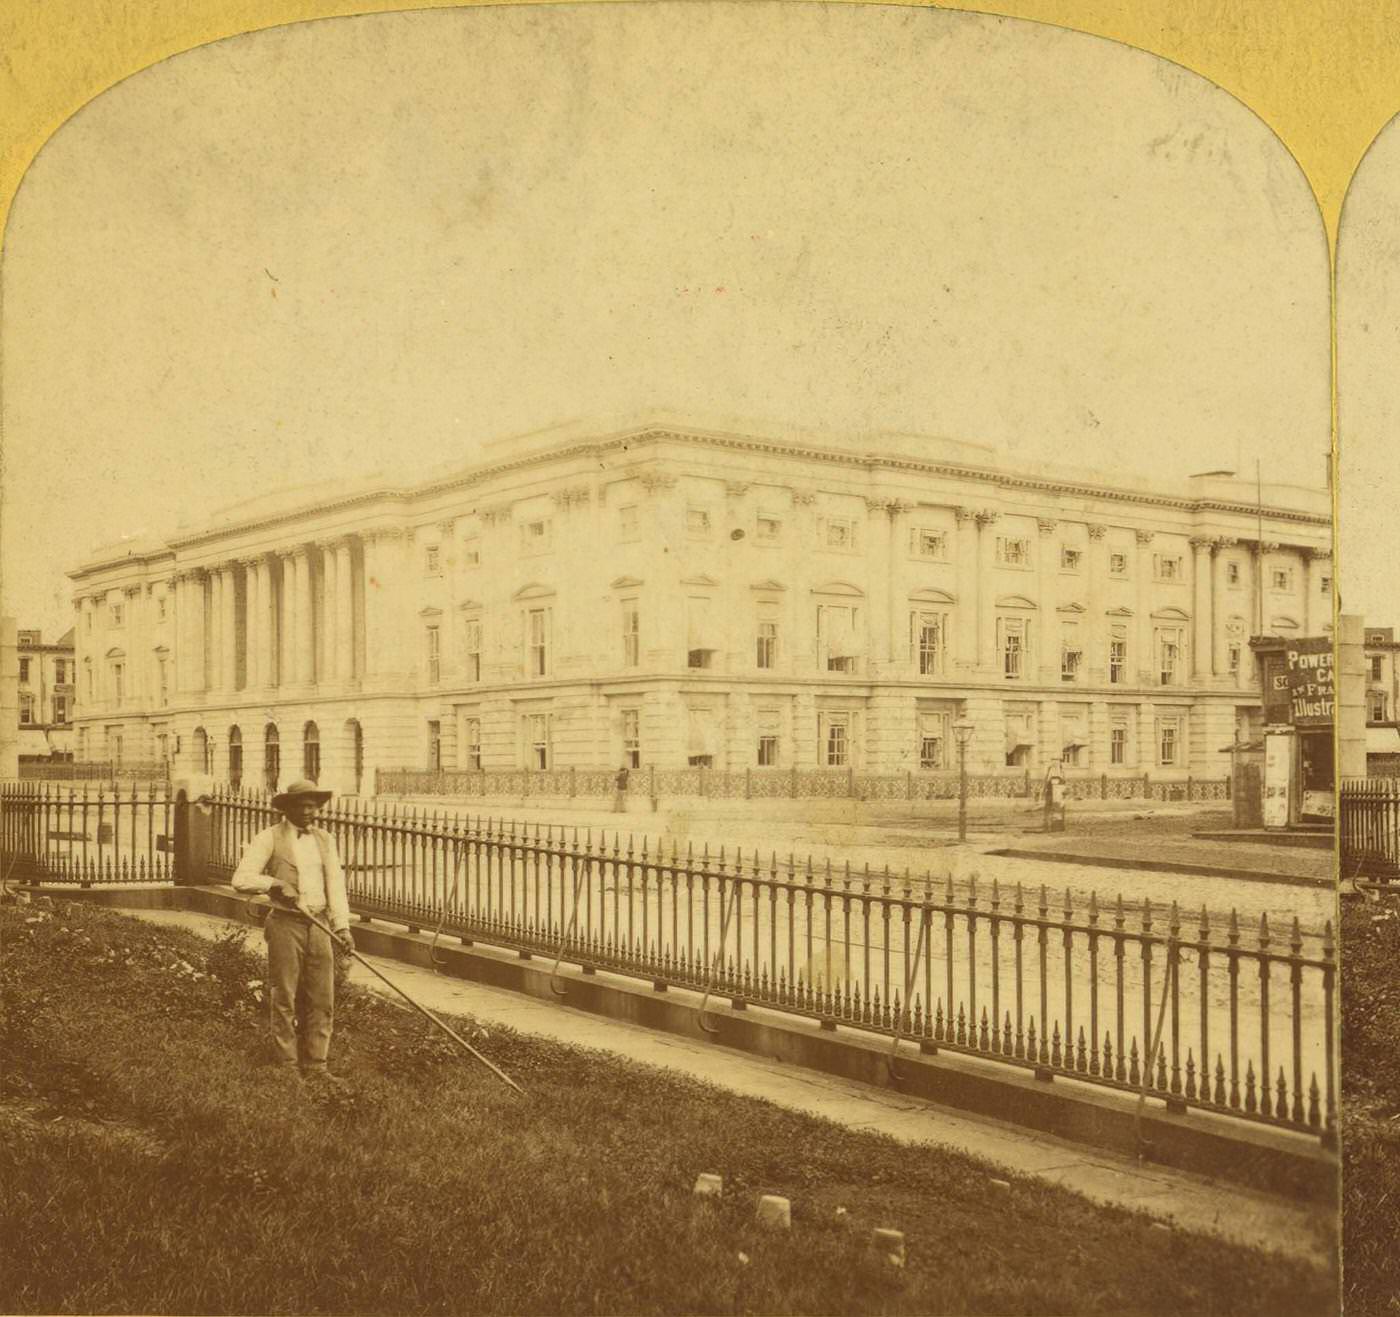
top-left (953, 718), bottom-right (976, 841)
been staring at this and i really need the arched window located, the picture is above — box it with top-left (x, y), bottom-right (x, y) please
top-left (228, 726), bottom-right (243, 791)
top-left (345, 719), bottom-right (364, 795)
top-left (264, 724), bottom-right (280, 791)
top-left (303, 721), bottom-right (320, 782)
top-left (193, 727), bottom-right (210, 775)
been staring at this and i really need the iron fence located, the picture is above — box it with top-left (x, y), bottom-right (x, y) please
top-left (0, 781), bottom-right (174, 884)
top-left (208, 786), bottom-right (1332, 1141)
top-left (16, 760), bottom-right (170, 784)
top-left (379, 766), bottom-right (1232, 806)
top-left (1340, 778), bottom-right (1400, 879)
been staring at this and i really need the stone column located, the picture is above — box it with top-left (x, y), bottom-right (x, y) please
top-left (1303, 548), bottom-right (1329, 635)
top-left (975, 510), bottom-right (999, 674)
top-left (1086, 525), bottom-right (1108, 683)
top-left (191, 570), bottom-right (209, 695)
top-left (1135, 531), bottom-right (1155, 684)
top-left (294, 547), bottom-right (315, 687)
top-left (320, 541), bottom-right (339, 684)
top-left (242, 558), bottom-right (261, 691)
top-left (865, 496), bottom-right (892, 675)
top-left (204, 568), bottom-right (222, 695)
top-left (277, 551), bottom-right (297, 689)
top-left (1037, 518), bottom-right (1059, 683)
top-left (1211, 537), bottom-right (1237, 680)
top-left (1190, 537), bottom-right (1214, 682)
top-left (335, 537), bottom-right (355, 683)
top-left (124, 586), bottom-right (144, 706)
top-left (220, 564), bottom-right (238, 695)
top-left (953, 507), bottom-right (977, 673)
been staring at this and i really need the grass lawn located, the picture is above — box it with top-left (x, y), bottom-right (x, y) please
top-left (1, 897), bottom-right (1334, 1316)
top-left (1341, 893), bottom-right (1400, 1314)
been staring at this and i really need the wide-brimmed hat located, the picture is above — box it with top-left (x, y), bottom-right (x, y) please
top-left (272, 779), bottom-right (332, 812)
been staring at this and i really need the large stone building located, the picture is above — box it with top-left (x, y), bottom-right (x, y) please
top-left (16, 627), bottom-right (75, 764)
top-left (67, 418), bottom-right (1331, 797)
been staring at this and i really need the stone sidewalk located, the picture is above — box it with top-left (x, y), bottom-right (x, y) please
top-left (127, 906), bottom-right (1335, 1270)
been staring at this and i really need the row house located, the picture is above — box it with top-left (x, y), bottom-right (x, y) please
top-left (68, 418), bottom-right (1332, 796)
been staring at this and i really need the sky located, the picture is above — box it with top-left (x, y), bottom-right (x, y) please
top-left (1338, 112), bottom-right (1400, 631)
top-left (1, 2), bottom-right (1331, 639)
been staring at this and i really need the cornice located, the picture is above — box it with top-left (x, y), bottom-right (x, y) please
top-left (70, 423), bottom-right (1330, 576)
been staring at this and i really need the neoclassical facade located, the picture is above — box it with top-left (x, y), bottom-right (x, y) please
top-left (68, 418), bottom-right (1332, 796)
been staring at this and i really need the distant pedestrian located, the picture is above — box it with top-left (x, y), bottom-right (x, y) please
top-left (613, 765), bottom-right (630, 813)
top-left (232, 779), bottom-right (354, 1084)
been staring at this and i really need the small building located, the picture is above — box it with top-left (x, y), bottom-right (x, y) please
top-left (1250, 634), bottom-right (1334, 827)
top-left (16, 627), bottom-right (76, 765)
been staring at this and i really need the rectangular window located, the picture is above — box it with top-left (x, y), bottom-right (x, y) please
top-left (911, 611), bottom-right (947, 676)
top-left (1158, 719), bottom-right (1180, 767)
top-left (53, 694), bottom-right (68, 723)
top-left (463, 717), bottom-right (482, 771)
top-left (622, 600), bottom-right (640, 668)
top-left (1320, 574), bottom-right (1332, 595)
top-left (86, 665), bottom-right (94, 699)
top-left (686, 507), bottom-right (712, 537)
top-left (157, 596), bottom-right (168, 622)
top-left (917, 712), bottom-right (946, 770)
top-left (756, 708), bottom-right (780, 767)
top-left (755, 513), bottom-right (782, 543)
top-left (18, 657), bottom-right (29, 682)
top-left (159, 658), bottom-right (170, 707)
top-left (1001, 617), bottom-right (1027, 679)
top-left (425, 545), bottom-right (441, 576)
top-left (1005, 711), bottom-right (1034, 768)
top-left (1154, 555), bottom-right (1183, 583)
top-left (1157, 627), bottom-right (1184, 686)
top-left (522, 519), bottom-right (553, 553)
top-left (54, 659), bottom-right (65, 684)
top-left (1109, 626), bottom-right (1127, 685)
top-left (821, 516), bottom-right (856, 551)
top-left (111, 602), bottom-right (124, 626)
top-left (427, 720), bottom-right (442, 771)
top-left (86, 611), bottom-right (93, 631)
top-left (525, 712), bottom-right (551, 770)
top-left (621, 709), bottom-right (641, 769)
top-left (1061, 712), bottom-right (1088, 768)
top-left (1271, 567), bottom-right (1292, 591)
top-left (619, 505), bottom-right (639, 541)
top-left (824, 716), bottom-right (849, 768)
top-left (688, 595), bottom-right (715, 669)
top-left (1109, 551), bottom-right (1128, 577)
top-left (463, 618), bottom-right (482, 682)
top-left (112, 662), bottom-right (125, 703)
top-left (1372, 655), bottom-right (1384, 681)
top-left (1060, 623), bottom-right (1083, 682)
top-left (1060, 546), bottom-right (1082, 571)
top-left (997, 536), bottom-right (1030, 567)
top-left (819, 604), bottom-right (860, 673)
top-left (18, 694), bottom-right (33, 725)
top-left (909, 527), bottom-right (947, 560)
top-left (524, 609), bottom-right (550, 676)
top-left (1227, 561), bottom-right (1241, 586)
top-left (1110, 725), bottom-right (1127, 765)
top-left (756, 620), bottom-right (778, 670)
top-left (462, 536), bottom-right (481, 567)
top-left (426, 625), bottom-right (441, 685)
top-left (1228, 643), bottom-right (1242, 676)
top-left (1369, 691), bottom-right (1389, 722)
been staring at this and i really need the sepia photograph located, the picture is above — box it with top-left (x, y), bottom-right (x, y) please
top-left (0, 2), bottom-right (1353, 1312)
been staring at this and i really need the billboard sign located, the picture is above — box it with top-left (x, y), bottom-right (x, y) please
top-left (1284, 637), bottom-right (1334, 728)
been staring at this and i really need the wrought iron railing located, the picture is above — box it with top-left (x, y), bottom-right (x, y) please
top-left (16, 760), bottom-right (170, 784)
top-left (206, 786), bottom-right (1331, 1142)
top-left (378, 766), bottom-right (1232, 805)
top-left (1340, 778), bottom-right (1400, 879)
top-left (0, 781), bottom-right (174, 884)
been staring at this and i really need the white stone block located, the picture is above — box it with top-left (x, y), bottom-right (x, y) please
top-left (873, 1228), bottom-right (906, 1263)
top-left (692, 1173), bottom-right (722, 1198)
top-left (755, 1194), bottom-right (790, 1229)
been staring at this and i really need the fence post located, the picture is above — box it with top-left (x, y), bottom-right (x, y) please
top-left (1101, 773), bottom-right (1107, 800)
top-left (569, 765), bottom-right (577, 799)
top-left (172, 775), bottom-right (215, 886)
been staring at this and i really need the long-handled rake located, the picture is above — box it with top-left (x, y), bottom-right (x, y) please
top-left (253, 897), bottom-right (526, 1097)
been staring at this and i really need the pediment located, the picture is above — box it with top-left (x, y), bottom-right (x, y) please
top-left (511, 582), bottom-right (556, 602)
top-left (457, 599), bottom-right (483, 612)
top-left (611, 576), bottom-right (645, 590)
top-left (909, 588), bottom-right (956, 605)
top-left (680, 573), bottom-right (720, 588)
top-left (1270, 615), bottom-right (1302, 631)
top-left (1105, 606), bottom-right (1135, 618)
top-left (418, 606), bottom-right (443, 619)
top-left (104, 647), bottom-right (126, 659)
top-left (749, 579), bottom-right (788, 592)
top-left (1056, 602), bottom-right (1087, 615)
top-left (811, 580), bottom-right (865, 598)
top-left (995, 595), bottom-right (1038, 610)
top-left (1151, 607), bottom-right (1191, 622)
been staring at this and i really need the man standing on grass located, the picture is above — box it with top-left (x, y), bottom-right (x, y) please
top-left (232, 779), bottom-right (354, 1085)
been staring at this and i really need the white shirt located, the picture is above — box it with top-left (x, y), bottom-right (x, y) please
top-left (230, 820), bottom-right (351, 932)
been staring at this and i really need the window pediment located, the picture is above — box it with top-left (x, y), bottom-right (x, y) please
top-left (1056, 602), bottom-right (1087, 615)
top-left (104, 647), bottom-right (126, 659)
top-left (512, 582), bottom-right (556, 602)
top-left (995, 594), bottom-right (1037, 610)
top-left (909, 588), bottom-right (956, 605)
top-left (418, 606), bottom-right (443, 619)
top-left (1105, 606), bottom-right (1135, 618)
top-left (1151, 607), bottom-right (1191, 622)
top-left (811, 580), bottom-right (864, 598)
top-left (749, 579), bottom-right (787, 592)
top-left (680, 573), bottom-right (720, 588)
top-left (457, 599), bottom-right (484, 612)
top-left (611, 576), bottom-right (645, 590)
